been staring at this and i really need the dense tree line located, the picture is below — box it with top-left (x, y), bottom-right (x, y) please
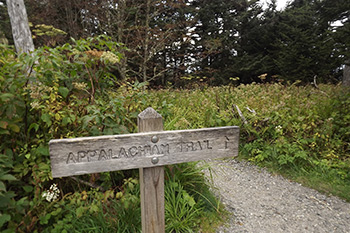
top-left (1, 0), bottom-right (349, 86)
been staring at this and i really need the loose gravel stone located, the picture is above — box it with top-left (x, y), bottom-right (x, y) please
top-left (204, 158), bottom-right (350, 233)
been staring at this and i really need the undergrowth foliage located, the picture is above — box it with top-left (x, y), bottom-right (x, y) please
top-left (147, 83), bottom-right (350, 200)
top-left (0, 37), bottom-right (222, 232)
top-left (0, 36), bottom-right (142, 231)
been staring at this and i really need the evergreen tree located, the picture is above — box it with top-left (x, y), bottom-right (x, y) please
top-left (269, 0), bottom-right (341, 82)
top-left (5, 0), bottom-right (348, 85)
top-left (190, 0), bottom-right (254, 84)
top-left (317, 0), bottom-right (350, 80)
top-left (229, 0), bottom-right (274, 83)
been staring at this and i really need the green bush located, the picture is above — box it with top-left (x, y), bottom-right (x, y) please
top-left (0, 36), bottom-right (143, 231)
top-left (0, 37), bottom-right (223, 232)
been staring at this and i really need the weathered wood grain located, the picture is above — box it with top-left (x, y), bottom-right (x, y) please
top-left (138, 107), bottom-right (165, 233)
top-left (49, 126), bottom-right (239, 178)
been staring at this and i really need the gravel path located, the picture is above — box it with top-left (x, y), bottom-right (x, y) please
top-left (205, 158), bottom-right (350, 233)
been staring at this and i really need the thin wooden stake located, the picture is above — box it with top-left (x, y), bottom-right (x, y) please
top-left (138, 107), bottom-right (165, 233)
top-left (233, 104), bottom-right (248, 125)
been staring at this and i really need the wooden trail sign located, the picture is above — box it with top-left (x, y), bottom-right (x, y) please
top-left (49, 107), bottom-right (239, 232)
top-left (49, 120), bottom-right (239, 178)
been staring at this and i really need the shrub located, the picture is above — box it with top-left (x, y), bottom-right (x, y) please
top-left (0, 37), bottom-right (142, 231)
top-left (1, 37), bottom-right (223, 232)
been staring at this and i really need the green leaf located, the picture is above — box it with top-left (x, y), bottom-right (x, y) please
top-left (51, 207), bottom-right (62, 216)
top-left (123, 200), bottom-right (130, 209)
top-left (128, 182), bottom-right (134, 190)
top-left (0, 214), bottom-right (11, 228)
top-left (28, 123), bottom-right (39, 133)
top-left (23, 185), bottom-right (33, 193)
top-left (70, 70), bottom-right (77, 77)
top-left (0, 93), bottom-right (14, 102)
top-left (0, 174), bottom-right (17, 181)
top-left (0, 191), bottom-right (16, 207)
top-left (183, 192), bottom-right (196, 207)
top-left (38, 162), bottom-right (50, 171)
top-left (0, 154), bottom-right (13, 168)
top-left (4, 148), bottom-right (13, 158)
top-left (89, 204), bottom-right (99, 213)
top-left (58, 87), bottom-right (69, 98)
top-left (82, 115), bottom-right (94, 128)
top-left (62, 116), bottom-right (71, 126)
top-left (17, 197), bottom-right (28, 206)
top-left (8, 123), bottom-right (20, 133)
top-left (39, 213), bottom-right (51, 225)
top-left (52, 60), bottom-right (60, 69)
top-left (41, 113), bottom-right (52, 127)
top-left (6, 105), bottom-right (16, 118)
top-left (76, 206), bottom-right (85, 218)
top-left (37, 146), bottom-right (49, 156)
top-left (0, 181), bottom-right (6, 192)
top-left (0, 128), bottom-right (10, 135)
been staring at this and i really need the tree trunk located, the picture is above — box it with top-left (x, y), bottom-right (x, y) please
top-left (6, 0), bottom-right (34, 54)
top-left (343, 61), bottom-right (350, 87)
top-left (142, 0), bottom-right (151, 83)
top-left (116, 0), bottom-right (127, 80)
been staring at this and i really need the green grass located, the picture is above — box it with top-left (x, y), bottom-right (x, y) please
top-left (146, 83), bottom-right (350, 202)
top-left (286, 164), bottom-right (350, 201)
top-left (164, 162), bottom-right (226, 232)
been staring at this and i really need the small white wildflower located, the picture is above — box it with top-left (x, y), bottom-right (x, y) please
top-left (29, 89), bottom-right (41, 99)
top-left (73, 82), bottom-right (87, 91)
top-left (30, 101), bottom-right (40, 109)
top-left (42, 183), bottom-right (60, 202)
top-left (28, 84), bottom-right (50, 99)
top-left (275, 125), bottom-right (283, 134)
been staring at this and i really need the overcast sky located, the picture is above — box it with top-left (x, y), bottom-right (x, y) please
top-left (261, 0), bottom-right (290, 10)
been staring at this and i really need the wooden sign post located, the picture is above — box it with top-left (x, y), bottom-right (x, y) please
top-left (138, 107), bottom-right (165, 233)
top-left (49, 107), bottom-right (239, 233)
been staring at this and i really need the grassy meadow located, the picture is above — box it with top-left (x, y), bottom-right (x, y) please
top-left (146, 83), bottom-right (350, 201)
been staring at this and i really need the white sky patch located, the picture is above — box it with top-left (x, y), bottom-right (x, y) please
top-left (331, 20), bottom-right (344, 28)
top-left (261, 0), bottom-right (290, 11)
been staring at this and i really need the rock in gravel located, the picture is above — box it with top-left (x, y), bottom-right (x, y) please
top-left (204, 159), bottom-right (350, 233)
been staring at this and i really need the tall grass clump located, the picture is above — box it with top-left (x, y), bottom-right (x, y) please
top-left (165, 162), bottom-right (224, 233)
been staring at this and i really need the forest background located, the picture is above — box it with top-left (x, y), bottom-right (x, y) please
top-left (1, 0), bottom-right (349, 85)
top-left (0, 0), bottom-right (349, 232)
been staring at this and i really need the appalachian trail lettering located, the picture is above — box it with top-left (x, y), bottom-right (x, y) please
top-left (49, 126), bottom-right (239, 178)
top-left (65, 139), bottom-right (215, 164)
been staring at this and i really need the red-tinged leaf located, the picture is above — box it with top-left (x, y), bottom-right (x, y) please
top-left (0, 121), bottom-right (8, 129)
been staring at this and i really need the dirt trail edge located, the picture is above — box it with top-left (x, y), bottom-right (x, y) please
top-left (205, 159), bottom-right (350, 233)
